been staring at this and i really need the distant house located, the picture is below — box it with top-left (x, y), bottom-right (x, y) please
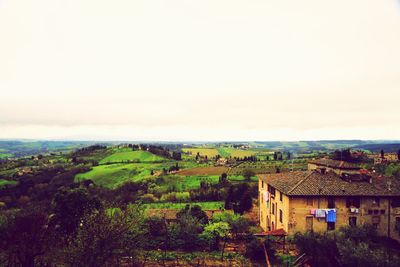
top-left (258, 168), bottom-right (400, 242)
top-left (308, 158), bottom-right (361, 175)
top-left (369, 153), bottom-right (399, 165)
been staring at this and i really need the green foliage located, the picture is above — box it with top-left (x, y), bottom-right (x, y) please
top-left (384, 163), bottom-right (400, 177)
top-left (52, 188), bottom-right (102, 235)
top-left (225, 183), bottom-right (253, 214)
top-left (177, 204), bottom-right (209, 225)
top-left (242, 169), bottom-right (256, 181)
top-left (201, 222), bottom-right (230, 250)
top-left (141, 201), bottom-right (224, 210)
top-left (63, 206), bottom-right (146, 266)
top-left (294, 225), bottom-right (400, 267)
top-left (212, 211), bottom-right (250, 238)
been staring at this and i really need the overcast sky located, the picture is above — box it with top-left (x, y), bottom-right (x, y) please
top-left (1, 0), bottom-right (400, 141)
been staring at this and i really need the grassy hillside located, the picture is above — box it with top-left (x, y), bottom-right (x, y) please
top-left (99, 150), bottom-right (165, 164)
top-left (0, 179), bottom-right (17, 188)
top-left (75, 163), bottom-right (162, 188)
top-left (182, 148), bottom-right (220, 158)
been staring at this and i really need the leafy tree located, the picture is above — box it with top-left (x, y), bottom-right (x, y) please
top-left (0, 209), bottom-right (55, 267)
top-left (224, 183), bottom-right (253, 214)
top-left (381, 149), bottom-right (385, 159)
top-left (176, 204), bottom-right (208, 225)
top-left (200, 222), bottom-right (230, 251)
top-left (63, 206), bottom-right (145, 266)
top-left (212, 211), bottom-right (250, 238)
top-left (172, 214), bottom-right (203, 250)
top-left (52, 188), bottom-right (102, 236)
top-left (243, 169), bottom-right (255, 181)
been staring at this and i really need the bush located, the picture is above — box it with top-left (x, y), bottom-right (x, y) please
top-left (175, 192), bottom-right (190, 202)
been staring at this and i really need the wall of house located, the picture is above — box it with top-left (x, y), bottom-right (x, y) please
top-left (287, 196), bottom-right (400, 242)
top-left (307, 163), bottom-right (359, 175)
top-left (258, 179), bottom-right (290, 233)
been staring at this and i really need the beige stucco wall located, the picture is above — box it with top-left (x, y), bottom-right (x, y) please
top-left (258, 178), bottom-right (400, 242)
top-left (258, 179), bottom-right (290, 232)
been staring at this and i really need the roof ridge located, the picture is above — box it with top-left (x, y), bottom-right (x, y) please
top-left (287, 171), bottom-right (313, 194)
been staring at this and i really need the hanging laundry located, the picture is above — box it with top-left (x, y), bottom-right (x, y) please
top-left (310, 209), bottom-right (316, 215)
top-left (263, 191), bottom-right (269, 202)
top-left (326, 209), bottom-right (337, 223)
top-left (315, 209), bottom-right (326, 218)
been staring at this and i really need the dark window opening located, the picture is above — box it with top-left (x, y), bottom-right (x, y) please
top-left (279, 209), bottom-right (283, 223)
top-left (327, 222), bottom-right (335, 231)
top-left (349, 217), bottom-right (357, 227)
top-left (328, 197), bottom-right (335, 209)
top-left (268, 185), bottom-right (276, 198)
top-left (280, 192), bottom-right (283, 202)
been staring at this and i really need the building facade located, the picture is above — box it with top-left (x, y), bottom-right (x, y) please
top-left (259, 169), bottom-right (400, 242)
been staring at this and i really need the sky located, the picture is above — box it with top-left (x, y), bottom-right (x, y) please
top-left (1, 0), bottom-right (400, 141)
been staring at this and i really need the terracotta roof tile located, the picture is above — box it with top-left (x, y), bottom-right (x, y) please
top-left (260, 171), bottom-right (400, 197)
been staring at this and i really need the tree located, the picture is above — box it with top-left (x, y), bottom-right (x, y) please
top-left (52, 188), bottom-right (102, 236)
top-left (243, 169), bottom-right (255, 181)
top-left (0, 209), bottom-right (55, 267)
top-left (177, 204), bottom-right (208, 225)
top-left (381, 149), bottom-right (385, 159)
top-left (397, 149), bottom-right (400, 161)
top-left (224, 183), bottom-right (253, 214)
top-left (63, 206), bottom-right (145, 266)
top-left (200, 222), bottom-right (230, 251)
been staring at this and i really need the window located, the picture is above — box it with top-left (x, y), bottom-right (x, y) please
top-left (279, 209), bottom-right (283, 223)
top-left (280, 192), bottom-right (283, 202)
top-left (306, 198), bottom-right (313, 206)
top-left (327, 222), bottom-right (335, 231)
top-left (372, 197), bottom-right (380, 207)
top-left (373, 210), bottom-right (379, 215)
top-left (368, 209), bottom-right (373, 215)
top-left (272, 203), bottom-right (275, 215)
top-left (328, 197), bottom-right (335, 209)
top-left (261, 181), bottom-right (264, 189)
top-left (372, 216), bottom-right (380, 229)
top-left (349, 217), bottom-right (357, 227)
top-left (260, 211), bottom-right (263, 222)
top-left (268, 185), bottom-right (276, 198)
top-left (380, 209), bottom-right (385, 215)
top-left (346, 197), bottom-right (361, 208)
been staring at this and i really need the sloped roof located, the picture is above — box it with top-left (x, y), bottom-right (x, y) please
top-left (260, 171), bottom-right (400, 197)
top-left (308, 159), bottom-right (361, 170)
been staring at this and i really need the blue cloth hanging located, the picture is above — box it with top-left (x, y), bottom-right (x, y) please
top-left (326, 209), bottom-right (336, 223)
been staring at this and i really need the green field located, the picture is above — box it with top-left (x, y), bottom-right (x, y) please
top-left (75, 163), bottom-right (165, 188)
top-left (99, 150), bottom-right (165, 164)
top-left (0, 179), bottom-right (17, 188)
top-left (217, 147), bottom-right (257, 158)
top-left (142, 201), bottom-right (225, 210)
top-left (155, 174), bottom-right (251, 192)
top-left (182, 148), bottom-right (220, 158)
top-left (0, 153), bottom-right (13, 159)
